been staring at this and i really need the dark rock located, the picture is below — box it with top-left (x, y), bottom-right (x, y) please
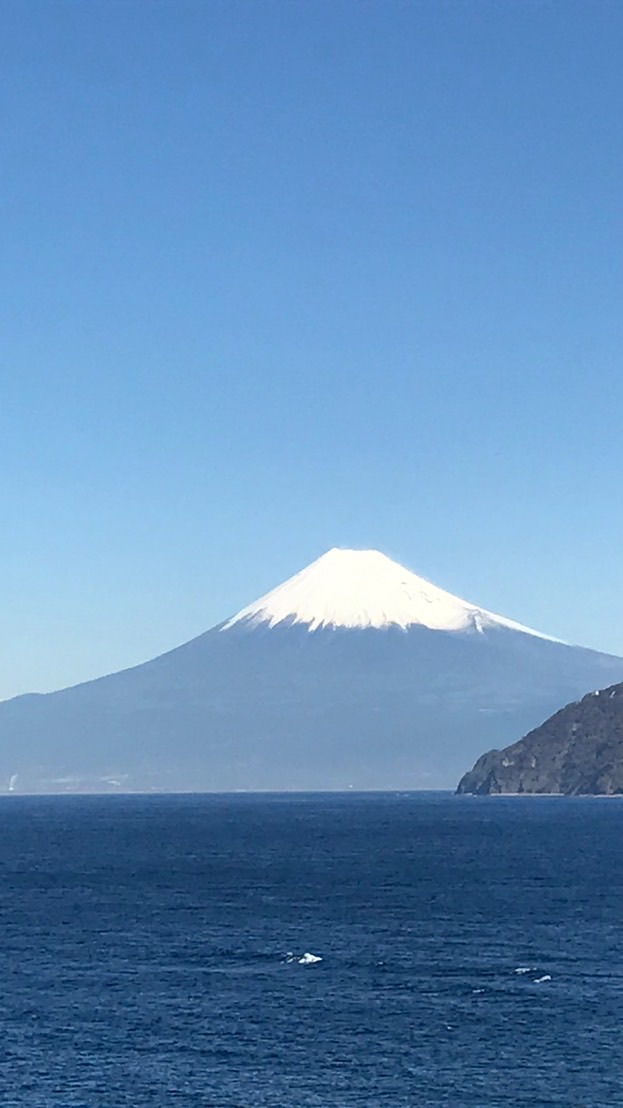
top-left (457, 683), bottom-right (623, 795)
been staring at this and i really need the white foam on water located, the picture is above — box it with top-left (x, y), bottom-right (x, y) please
top-left (298, 952), bottom-right (323, 965)
top-left (534, 975), bottom-right (552, 983)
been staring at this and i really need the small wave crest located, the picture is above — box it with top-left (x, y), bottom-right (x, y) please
top-left (285, 951), bottom-right (323, 965)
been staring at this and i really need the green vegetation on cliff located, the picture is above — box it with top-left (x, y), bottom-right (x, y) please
top-left (457, 683), bottom-right (623, 795)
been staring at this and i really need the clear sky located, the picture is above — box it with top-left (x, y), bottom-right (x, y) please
top-left (2, 0), bottom-right (623, 699)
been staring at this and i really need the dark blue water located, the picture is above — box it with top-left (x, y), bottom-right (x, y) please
top-left (1, 793), bottom-right (622, 1107)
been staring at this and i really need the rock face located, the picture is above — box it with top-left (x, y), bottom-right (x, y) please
top-left (3, 548), bottom-right (623, 793)
top-left (457, 683), bottom-right (623, 795)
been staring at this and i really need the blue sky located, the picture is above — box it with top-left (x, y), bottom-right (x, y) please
top-left (2, 0), bottom-right (623, 698)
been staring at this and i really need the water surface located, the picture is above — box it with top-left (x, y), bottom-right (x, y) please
top-left (1, 792), bottom-right (621, 1106)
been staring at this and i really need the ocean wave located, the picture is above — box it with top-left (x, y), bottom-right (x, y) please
top-left (284, 951), bottom-right (323, 965)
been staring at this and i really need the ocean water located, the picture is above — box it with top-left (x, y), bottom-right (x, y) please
top-left (1, 793), bottom-right (622, 1107)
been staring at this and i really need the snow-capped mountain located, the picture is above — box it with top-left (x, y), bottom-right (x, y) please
top-left (222, 548), bottom-right (557, 638)
top-left (2, 548), bottom-right (623, 793)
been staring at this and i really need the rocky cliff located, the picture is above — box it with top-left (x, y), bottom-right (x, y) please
top-left (457, 682), bottom-right (623, 795)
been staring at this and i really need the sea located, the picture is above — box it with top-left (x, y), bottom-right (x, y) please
top-left (1, 792), bottom-right (622, 1108)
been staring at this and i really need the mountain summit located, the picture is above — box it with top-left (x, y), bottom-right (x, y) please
top-left (1, 548), bottom-right (622, 793)
top-left (223, 548), bottom-right (556, 638)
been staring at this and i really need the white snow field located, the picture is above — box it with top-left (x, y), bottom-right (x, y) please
top-left (222, 547), bottom-right (559, 640)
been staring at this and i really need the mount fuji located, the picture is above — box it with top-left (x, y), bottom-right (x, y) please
top-left (3, 548), bottom-right (623, 792)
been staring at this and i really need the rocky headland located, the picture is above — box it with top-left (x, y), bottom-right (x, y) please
top-left (457, 682), bottom-right (623, 795)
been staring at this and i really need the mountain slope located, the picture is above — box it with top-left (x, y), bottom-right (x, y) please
top-left (456, 682), bottom-right (623, 795)
top-left (3, 549), bottom-right (623, 793)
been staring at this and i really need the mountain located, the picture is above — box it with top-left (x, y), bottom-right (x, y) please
top-left (457, 682), bottom-right (623, 795)
top-left (221, 547), bottom-right (557, 637)
top-left (3, 548), bottom-right (623, 793)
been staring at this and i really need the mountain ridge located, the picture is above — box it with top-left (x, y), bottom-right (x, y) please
top-left (2, 549), bottom-right (622, 793)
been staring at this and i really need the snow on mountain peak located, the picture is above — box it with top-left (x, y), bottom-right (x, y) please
top-left (221, 548), bottom-right (559, 640)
